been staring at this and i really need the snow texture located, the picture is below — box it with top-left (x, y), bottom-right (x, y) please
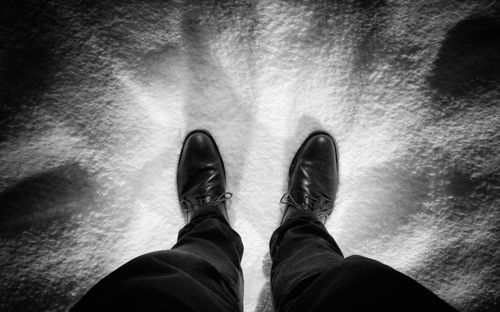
top-left (0, 0), bottom-right (499, 311)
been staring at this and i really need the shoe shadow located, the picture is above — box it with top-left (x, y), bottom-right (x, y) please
top-left (180, 7), bottom-right (257, 195)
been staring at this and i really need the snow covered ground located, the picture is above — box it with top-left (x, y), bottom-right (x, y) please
top-left (1, 1), bottom-right (499, 311)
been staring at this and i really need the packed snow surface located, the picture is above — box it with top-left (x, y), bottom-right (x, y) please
top-left (0, 1), bottom-right (499, 311)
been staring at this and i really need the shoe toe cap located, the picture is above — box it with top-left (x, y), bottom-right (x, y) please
top-left (184, 131), bottom-right (215, 153)
top-left (302, 133), bottom-right (337, 163)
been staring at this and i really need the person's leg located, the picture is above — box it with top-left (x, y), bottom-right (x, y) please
top-left (269, 209), bottom-right (342, 311)
top-left (270, 132), bottom-right (457, 312)
top-left (270, 212), bottom-right (456, 312)
top-left (71, 130), bottom-right (243, 312)
top-left (72, 206), bottom-right (243, 312)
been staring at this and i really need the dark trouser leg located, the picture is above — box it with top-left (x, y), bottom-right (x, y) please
top-left (270, 210), bottom-right (457, 312)
top-left (71, 207), bottom-right (243, 312)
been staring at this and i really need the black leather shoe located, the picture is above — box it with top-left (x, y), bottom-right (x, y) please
top-left (177, 130), bottom-right (231, 223)
top-left (281, 131), bottom-right (339, 224)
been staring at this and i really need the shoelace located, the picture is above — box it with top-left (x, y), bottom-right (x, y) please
top-left (181, 192), bottom-right (233, 212)
top-left (280, 192), bottom-right (334, 219)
